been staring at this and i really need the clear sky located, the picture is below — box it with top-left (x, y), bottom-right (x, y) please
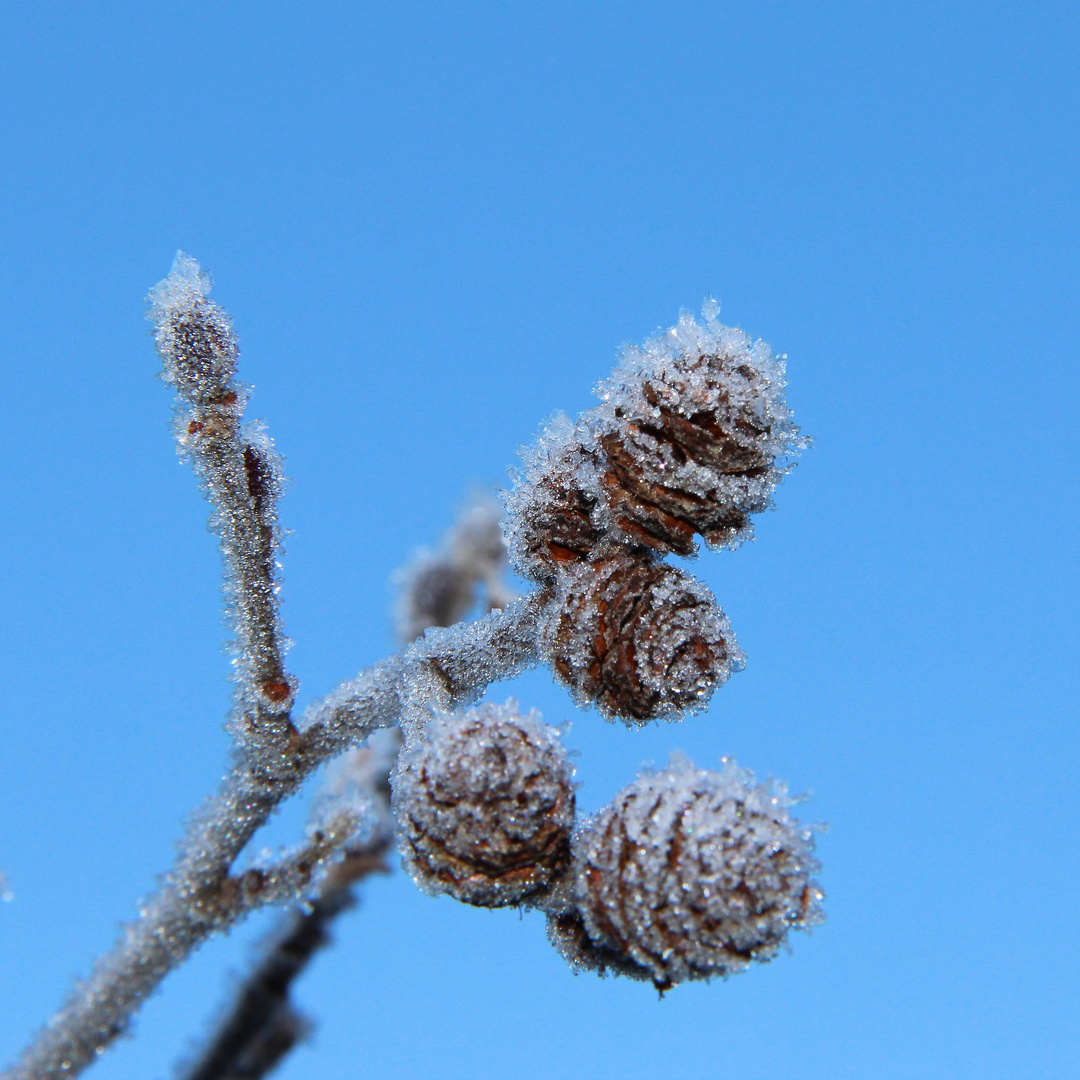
top-left (0, 3), bottom-right (1077, 1078)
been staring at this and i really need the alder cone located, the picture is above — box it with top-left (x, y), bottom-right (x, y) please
top-left (392, 703), bottom-right (575, 908)
top-left (594, 347), bottom-right (795, 557)
top-left (546, 907), bottom-right (651, 983)
top-left (541, 556), bottom-right (742, 725)
top-left (503, 312), bottom-right (801, 576)
top-left (503, 437), bottom-right (607, 581)
top-left (553, 756), bottom-right (823, 989)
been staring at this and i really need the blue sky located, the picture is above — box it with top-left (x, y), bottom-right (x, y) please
top-left (0, 3), bottom-right (1077, 1078)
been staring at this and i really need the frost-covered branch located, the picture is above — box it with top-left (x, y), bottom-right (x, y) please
top-left (175, 500), bottom-right (517, 1080)
top-left (178, 848), bottom-right (389, 1080)
top-left (177, 733), bottom-right (399, 1080)
top-left (3, 599), bottom-right (543, 1080)
top-left (148, 255), bottom-right (296, 758)
top-left (5, 263), bottom-right (820, 1080)
top-left (396, 496), bottom-right (514, 642)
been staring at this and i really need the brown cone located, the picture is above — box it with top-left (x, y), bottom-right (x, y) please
top-left (595, 353), bottom-right (784, 556)
top-left (541, 556), bottom-right (742, 725)
top-left (392, 703), bottom-right (576, 908)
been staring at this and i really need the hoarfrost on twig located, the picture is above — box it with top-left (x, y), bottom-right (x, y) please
top-left (177, 731), bottom-right (401, 1080)
top-left (396, 495), bottom-right (514, 643)
top-left (149, 252), bottom-right (297, 761)
top-left (3, 600), bottom-right (544, 1080)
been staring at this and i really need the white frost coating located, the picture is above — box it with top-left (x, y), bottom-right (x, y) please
top-left (312, 728), bottom-right (401, 854)
top-left (549, 753), bottom-right (823, 988)
top-left (8, 261), bottom-right (820, 1080)
top-left (496, 414), bottom-right (600, 583)
top-left (588, 305), bottom-right (803, 538)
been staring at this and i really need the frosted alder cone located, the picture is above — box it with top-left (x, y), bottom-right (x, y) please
top-left (392, 702), bottom-right (576, 908)
top-left (590, 305), bottom-right (802, 556)
top-left (504, 424), bottom-right (606, 576)
top-left (504, 305), bottom-right (802, 579)
top-left (548, 755), bottom-right (823, 991)
top-left (541, 554), bottom-right (743, 725)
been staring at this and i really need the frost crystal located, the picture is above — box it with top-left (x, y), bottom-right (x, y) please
top-left (391, 702), bottom-right (575, 907)
top-left (549, 754), bottom-right (822, 989)
top-left (541, 555), bottom-right (743, 725)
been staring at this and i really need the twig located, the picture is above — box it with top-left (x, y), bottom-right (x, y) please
top-left (178, 494), bottom-right (515, 1080)
top-left (2, 598), bottom-right (543, 1080)
top-left (177, 845), bottom-right (392, 1080)
top-left (149, 254), bottom-right (296, 758)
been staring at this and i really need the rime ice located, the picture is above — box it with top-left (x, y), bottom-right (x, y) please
top-left (501, 305), bottom-right (802, 726)
top-left (548, 755), bottom-right (823, 989)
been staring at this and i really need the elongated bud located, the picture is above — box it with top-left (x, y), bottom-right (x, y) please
top-left (548, 755), bottom-right (823, 990)
top-left (541, 556), bottom-right (742, 725)
top-left (392, 702), bottom-right (575, 907)
top-left (148, 252), bottom-right (239, 403)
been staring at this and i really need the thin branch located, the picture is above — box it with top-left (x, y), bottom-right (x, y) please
top-left (176, 730), bottom-right (399, 1080)
top-left (179, 494), bottom-right (516, 1080)
top-left (395, 495), bottom-right (514, 642)
top-left (177, 845), bottom-right (392, 1080)
top-left (8, 260), bottom-right (541, 1080)
top-left (2, 598), bottom-right (543, 1080)
top-left (148, 253), bottom-right (296, 758)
